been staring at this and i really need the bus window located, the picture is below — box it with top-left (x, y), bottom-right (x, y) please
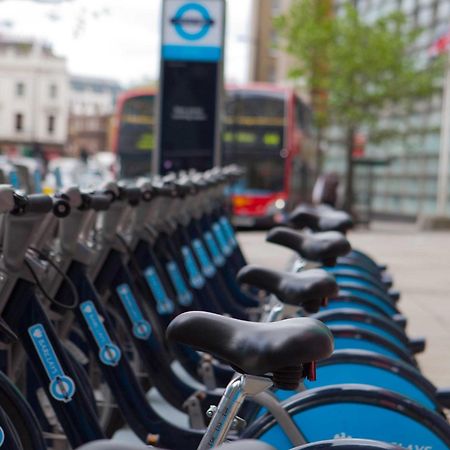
top-left (117, 94), bottom-right (154, 177)
top-left (222, 91), bottom-right (286, 195)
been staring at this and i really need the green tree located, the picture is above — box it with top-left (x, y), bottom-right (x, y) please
top-left (275, 0), bottom-right (443, 212)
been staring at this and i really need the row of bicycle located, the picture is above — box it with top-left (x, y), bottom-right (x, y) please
top-left (0, 165), bottom-right (447, 449)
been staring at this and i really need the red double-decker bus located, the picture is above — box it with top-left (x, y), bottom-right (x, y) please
top-left (223, 84), bottom-right (315, 226)
top-left (112, 84), bottom-right (315, 226)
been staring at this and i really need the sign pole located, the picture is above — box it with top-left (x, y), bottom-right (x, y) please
top-left (154, 0), bottom-right (226, 175)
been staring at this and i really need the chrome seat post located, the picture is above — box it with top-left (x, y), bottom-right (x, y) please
top-left (198, 374), bottom-right (273, 450)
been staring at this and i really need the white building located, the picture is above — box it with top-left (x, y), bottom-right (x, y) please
top-left (67, 75), bottom-right (121, 156)
top-left (69, 75), bottom-right (121, 116)
top-left (0, 36), bottom-right (69, 158)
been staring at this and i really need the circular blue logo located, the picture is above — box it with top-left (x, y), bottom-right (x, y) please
top-left (190, 274), bottom-right (205, 290)
top-left (0, 426), bottom-right (4, 447)
top-left (156, 299), bottom-right (175, 316)
top-left (178, 291), bottom-right (193, 307)
top-left (213, 254), bottom-right (225, 267)
top-left (171, 3), bottom-right (214, 41)
top-left (99, 344), bottom-right (122, 366)
top-left (133, 320), bottom-right (152, 340)
top-left (202, 264), bottom-right (216, 279)
top-left (50, 375), bottom-right (76, 402)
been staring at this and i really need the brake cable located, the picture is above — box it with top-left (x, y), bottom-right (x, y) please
top-left (25, 247), bottom-right (80, 310)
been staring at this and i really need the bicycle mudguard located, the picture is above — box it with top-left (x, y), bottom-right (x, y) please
top-left (313, 308), bottom-right (409, 348)
top-left (324, 268), bottom-right (390, 293)
top-left (306, 350), bottom-right (438, 411)
top-left (323, 298), bottom-right (392, 318)
top-left (334, 289), bottom-right (399, 316)
top-left (242, 384), bottom-right (450, 450)
top-left (293, 438), bottom-right (403, 449)
top-left (267, 349), bottom-right (438, 412)
top-left (346, 249), bottom-right (384, 273)
top-left (329, 325), bottom-right (417, 366)
top-left (335, 281), bottom-right (396, 307)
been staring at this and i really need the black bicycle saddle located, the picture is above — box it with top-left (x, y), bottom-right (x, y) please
top-left (289, 205), bottom-right (353, 234)
top-left (166, 311), bottom-right (334, 389)
top-left (267, 227), bottom-right (351, 265)
top-left (237, 266), bottom-right (338, 312)
top-left (76, 439), bottom-right (275, 450)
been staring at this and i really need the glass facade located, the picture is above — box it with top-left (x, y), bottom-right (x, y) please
top-left (328, 0), bottom-right (450, 217)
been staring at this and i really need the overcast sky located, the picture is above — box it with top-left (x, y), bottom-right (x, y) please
top-left (0, 0), bottom-right (254, 86)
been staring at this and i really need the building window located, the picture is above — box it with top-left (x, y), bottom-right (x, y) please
top-left (15, 113), bottom-right (23, 132)
top-left (49, 84), bottom-right (57, 98)
top-left (48, 115), bottom-right (55, 134)
top-left (16, 82), bottom-right (25, 97)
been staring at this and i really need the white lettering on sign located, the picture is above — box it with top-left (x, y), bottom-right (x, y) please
top-left (172, 105), bottom-right (207, 121)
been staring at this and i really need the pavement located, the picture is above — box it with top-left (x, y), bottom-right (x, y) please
top-left (237, 222), bottom-right (450, 388)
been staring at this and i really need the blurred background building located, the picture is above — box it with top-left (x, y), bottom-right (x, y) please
top-left (330, 0), bottom-right (450, 220)
top-left (250, 0), bottom-right (450, 220)
top-left (250, 0), bottom-right (295, 85)
top-left (0, 0), bottom-right (449, 220)
top-left (0, 35), bottom-right (122, 162)
top-left (67, 75), bottom-right (122, 156)
top-left (0, 36), bottom-right (69, 160)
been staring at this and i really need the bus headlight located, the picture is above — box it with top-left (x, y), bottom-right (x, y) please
top-left (266, 198), bottom-right (286, 216)
top-left (275, 199), bottom-right (286, 210)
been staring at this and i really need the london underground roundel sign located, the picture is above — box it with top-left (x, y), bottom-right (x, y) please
top-left (162, 0), bottom-right (225, 62)
top-left (171, 3), bottom-right (215, 41)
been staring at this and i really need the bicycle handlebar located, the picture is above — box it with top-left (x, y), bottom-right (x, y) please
top-left (79, 193), bottom-right (112, 211)
top-left (118, 186), bottom-right (142, 205)
top-left (11, 193), bottom-right (53, 215)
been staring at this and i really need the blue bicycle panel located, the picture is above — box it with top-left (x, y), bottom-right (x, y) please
top-left (143, 266), bottom-right (176, 315)
top-left (304, 365), bottom-right (436, 410)
top-left (204, 231), bottom-right (225, 267)
top-left (28, 324), bottom-right (76, 402)
top-left (33, 169), bottom-right (43, 193)
top-left (323, 320), bottom-right (407, 350)
top-left (181, 245), bottom-right (206, 289)
top-left (8, 170), bottom-right (19, 189)
top-left (166, 261), bottom-right (193, 306)
top-left (333, 337), bottom-right (402, 361)
top-left (116, 284), bottom-right (152, 339)
top-left (219, 216), bottom-right (238, 249)
top-left (192, 239), bottom-right (216, 278)
top-left (259, 402), bottom-right (448, 450)
top-left (80, 301), bottom-right (122, 366)
top-left (212, 223), bottom-right (232, 256)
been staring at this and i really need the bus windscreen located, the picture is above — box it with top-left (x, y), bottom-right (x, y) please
top-left (117, 95), bottom-right (154, 177)
top-left (222, 92), bottom-right (286, 194)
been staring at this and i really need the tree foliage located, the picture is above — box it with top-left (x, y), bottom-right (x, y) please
top-left (275, 0), bottom-right (444, 209)
top-left (276, 0), bottom-right (442, 130)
